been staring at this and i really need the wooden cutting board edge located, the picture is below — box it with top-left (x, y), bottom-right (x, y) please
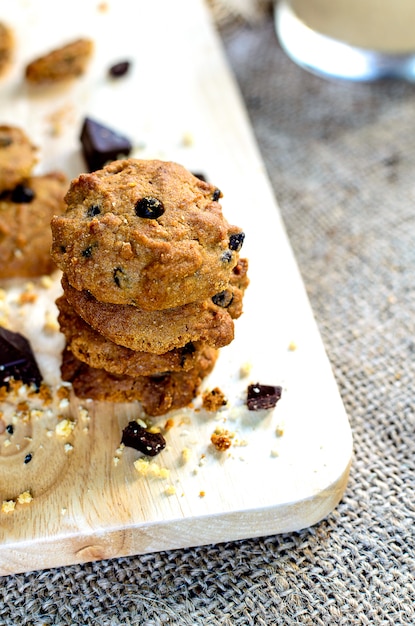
top-left (0, 455), bottom-right (351, 576)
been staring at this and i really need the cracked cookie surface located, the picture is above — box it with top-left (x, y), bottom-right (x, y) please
top-left (51, 159), bottom-right (244, 310)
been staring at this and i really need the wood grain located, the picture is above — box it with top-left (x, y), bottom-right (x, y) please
top-left (0, 0), bottom-right (352, 576)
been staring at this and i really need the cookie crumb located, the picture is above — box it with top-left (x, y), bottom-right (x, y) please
top-left (202, 387), bottom-right (227, 412)
top-left (40, 275), bottom-right (54, 289)
top-left (17, 490), bottom-right (33, 504)
top-left (134, 457), bottom-right (170, 479)
top-left (44, 310), bottom-right (60, 333)
top-left (181, 447), bottom-right (192, 464)
top-left (182, 131), bottom-right (194, 147)
top-left (165, 484), bottom-right (176, 496)
top-left (239, 361), bottom-right (252, 377)
top-left (55, 418), bottom-right (75, 438)
top-left (1, 500), bottom-right (15, 513)
top-left (211, 428), bottom-right (232, 452)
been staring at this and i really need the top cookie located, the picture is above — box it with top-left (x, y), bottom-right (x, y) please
top-left (51, 159), bottom-right (245, 309)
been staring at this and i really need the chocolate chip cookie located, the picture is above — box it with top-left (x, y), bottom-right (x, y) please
top-left (51, 159), bottom-right (245, 309)
top-left (0, 125), bottom-right (38, 193)
top-left (0, 22), bottom-right (14, 78)
top-left (0, 171), bottom-right (67, 278)
top-left (61, 256), bottom-right (248, 354)
top-left (60, 344), bottom-right (218, 416)
top-left (25, 38), bottom-right (93, 85)
top-left (56, 295), bottom-right (204, 376)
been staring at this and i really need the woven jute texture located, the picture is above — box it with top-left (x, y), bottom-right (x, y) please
top-left (2, 13), bottom-right (415, 626)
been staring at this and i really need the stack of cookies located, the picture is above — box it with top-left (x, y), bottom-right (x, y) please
top-left (0, 125), bottom-right (67, 278)
top-left (50, 159), bottom-right (248, 416)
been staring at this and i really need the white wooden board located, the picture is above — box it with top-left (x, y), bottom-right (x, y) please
top-left (0, 0), bottom-right (352, 576)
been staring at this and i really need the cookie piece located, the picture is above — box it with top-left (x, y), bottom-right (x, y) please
top-left (25, 38), bottom-right (93, 84)
top-left (56, 295), bottom-right (204, 376)
top-left (0, 126), bottom-right (38, 193)
top-left (0, 172), bottom-right (67, 278)
top-left (51, 159), bottom-right (244, 309)
top-left (0, 22), bottom-right (14, 78)
top-left (60, 345), bottom-right (218, 416)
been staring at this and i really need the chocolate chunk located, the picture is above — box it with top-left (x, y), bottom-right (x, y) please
top-left (229, 232), bottom-right (245, 251)
top-left (82, 245), bottom-right (94, 258)
top-left (247, 383), bottom-right (282, 411)
top-left (24, 453), bottom-right (32, 464)
top-left (108, 60), bottom-right (131, 78)
top-left (0, 327), bottom-right (42, 389)
top-left (212, 290), bottom-right (233, 308)
top-left (0, 136), bottom-right (12, 148)
top-left (80, 117), bottom-right (132, 172)
top-left (121, 421), bottom-right (166, 456)
top-left (212, 188), bottom-right (221, 201)
top-left (113, 266), bottom-right (128, 288)
top-left (10, 184), bottom-right (35, 204)
top-left (221, 250), bottom-right (233, 263)
top-left (87, 204), bottom-right (101, 217)
top-left (135, 196), bottom-right (165, 219)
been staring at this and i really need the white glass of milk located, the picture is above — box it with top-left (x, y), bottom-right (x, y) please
top-left (275, 0), bottom-right (415, 81)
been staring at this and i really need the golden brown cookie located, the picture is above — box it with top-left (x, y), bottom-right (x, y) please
top-left (56, 295), bottom-right (205, 377)
top-left (51, 159), bottom-right (245, 309)
top-left (60, 257), bottom-right (248, 354)
top-left (0, 22), bottom-right (14, 78)
top-left (60, 345), bottom-right (218, 416)
top-left (25, 38), bottom-right (93, 85)
top-left (0, 171), bottom-right (67, 278)
top-left (0, 126), bottom-right (38, 193)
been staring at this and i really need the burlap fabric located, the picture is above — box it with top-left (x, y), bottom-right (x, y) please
top-left (2, 12), bottom-right (415, 626)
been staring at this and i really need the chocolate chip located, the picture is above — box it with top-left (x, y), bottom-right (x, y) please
top-left (5, 424), bottom-right (13, 435)
top-left (10, 185), bottom-right (35, 203)
top-left (0, 327), bottom-right (43, 390)
top-left (179, 342), bottom-right (196, 367)
top-left (212, 290), bottom-right (233, 308)
top-left (135, 196), bottom-right (165, 219)
top-left (212, 188), bottom-right (221, 201)
top-left (221, 250), bottom-right (233, 263)
top-left (0, 136), bottom-right (12, 148)
top-left (113, 267), bottom-right (128, 288)
top-left (87, 204), bottom-right (101, 217)
top-left (108, 60), bottom-right (131, 78)
top-left (80, 117), bottom-right (132, 172)
top-left (82, 245), bottom-right (94, 258)
top-left (247, 383), bottom-right (282, 411)
top-left (229, 233), bottom-right (245, 251)
top-left (121, 421), bottom-right (166, 456)
top-left (181, 342), bottom-right (196, 355)
top-left (24, 453), bottom-right (32, 464)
